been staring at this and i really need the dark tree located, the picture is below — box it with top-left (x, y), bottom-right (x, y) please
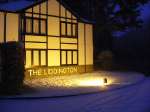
top-left (93, 0), bottom-right (150, 57)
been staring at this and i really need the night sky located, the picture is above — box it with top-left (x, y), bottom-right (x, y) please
top-left (141, 2), bottom-right (150, 22)
top-left (114, 2), bottom-right (150, 37)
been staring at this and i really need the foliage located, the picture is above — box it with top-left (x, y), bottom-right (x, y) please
top-left (98, 0), bottom-right (150, 31)
top-left (97, 50), bottom-right (113, 69)
top-left (0, 42), bottom-right (24, 94)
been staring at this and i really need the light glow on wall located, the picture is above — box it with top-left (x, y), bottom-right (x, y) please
top-left (48, 50), bottom-right (60, 66)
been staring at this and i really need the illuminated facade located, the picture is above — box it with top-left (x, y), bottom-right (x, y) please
top-left (0, 0), bottom-right (93, 77)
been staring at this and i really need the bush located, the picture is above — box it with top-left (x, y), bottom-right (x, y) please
top-left (0, 42), bottom-right (24, 94)
top-left (97, 50), bottom-right (114, 69)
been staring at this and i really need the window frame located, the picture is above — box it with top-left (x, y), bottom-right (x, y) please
top-left (60, 21), bottom-right (77, 38)
top-left (25, 16), bottom-right (47, 36)
top-left (60, 50), bottom-right (78, 66)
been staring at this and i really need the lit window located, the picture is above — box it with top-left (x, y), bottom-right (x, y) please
top-left (67, 24), bottom-right (71, 36)
top-left (67, 51), bottom-right (72, 64)
top-left (61, 50), bottom-right (77, 65)
top-left (61, 51), bottom-right (66, 65)
top-left (61, 22), bottom-right (66, 36)
top-left (41, 20), bottom-right (46, 34)
top-left (33, 19), bottom-right (39, 34)
top-left (25, 17), bottom-right (47, 35)
top-left (73, 51), bottom-right (77, 64)
top-left (26, 18), bottom-right (32, 33)
top-left (61, 21), bottom-right (77, 38)
top-left (72, 24), bottom-right (77, 36)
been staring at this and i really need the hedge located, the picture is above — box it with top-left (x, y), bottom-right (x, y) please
top-left (0, 42), bottom-right (24, 94)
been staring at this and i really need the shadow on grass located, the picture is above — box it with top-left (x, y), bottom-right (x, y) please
top-left (94, 58), bottom-right (150, 77)
top-left (0, 85), bottom-right (37, 96)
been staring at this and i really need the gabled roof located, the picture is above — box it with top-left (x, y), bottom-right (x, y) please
top-left (0, 0), bottom-right (94, 23)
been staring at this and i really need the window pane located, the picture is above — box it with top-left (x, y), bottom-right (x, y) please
top-left (73, 51), bottom-right (77, 64)
top-left (61, 5), bottom-right (66, 17)
top-left (67, 24), bottom-right (71, 36)
top-left (26, 18), bottom-right (31, 33)
top-left (61, 22), bottom-right (66, 36)
top-left (33, 19), bottom-right (39, 33)
top-left (61, 51), bottom-right (66, 65)
top-left (67, 51), bottom-right (72, 64)
top-left (41, 20), bottom-right (46, 34)
top-left (41, 51), bottom-right (46, 66)
top-left (41, 2), bottom-right (46, 14)
top-left (72, 24), bottom-right (76, 36)
top-left (33, 50), bottom-right (39, 66)
top-left (33, 5), bottom-right (39, 13)
top-left (25, 50), bottom-right (31, 68)
top-left (67, 10), bottom-right (71, 18)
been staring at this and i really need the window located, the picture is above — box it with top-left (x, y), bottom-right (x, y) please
top-left (61, 21), bottom-right (77, 38)
top-left (25, 17), bottom-right (47, 35)
top-left (61, 50), bottom-right (78, 65)
top-left (60, 21), bottom-right (78, 65)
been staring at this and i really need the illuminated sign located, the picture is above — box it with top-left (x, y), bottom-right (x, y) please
top-left (26, 66), bottom-right (78, 77)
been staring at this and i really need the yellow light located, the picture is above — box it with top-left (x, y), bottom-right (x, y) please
top-left (78, 79), bottom-right (106, 87)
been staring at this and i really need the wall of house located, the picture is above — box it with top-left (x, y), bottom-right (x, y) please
top-left (0, 12), bottom-right (4, 43)
top-left (0, 12), bottom-right (19, 43)
top-left (78, 23), bottom-right (93, 67)
top-left (85, 24), bottom-right (93, 65)
top-left (6, 13), bottom-right (19, 42)
top-left (24, 0), bottom-right (93, 71)
top-left (78, 23), bottom-right (85, 65)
